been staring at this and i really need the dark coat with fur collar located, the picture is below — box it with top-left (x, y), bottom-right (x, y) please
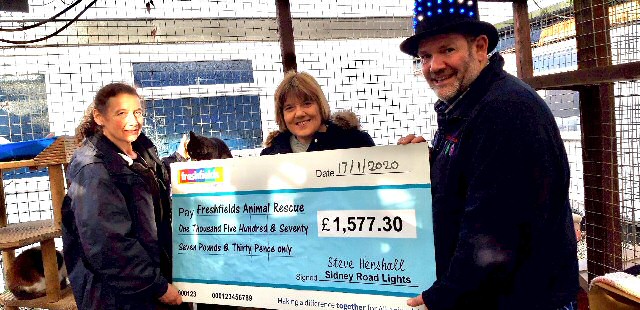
top-left (260, 111), bottom-right (375, 155)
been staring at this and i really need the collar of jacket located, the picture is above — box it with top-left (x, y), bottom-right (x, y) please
top-left (436, 52), bottom-right (506, 120)
top-left (264, 110), bottom-right (363, 148)
top-left (132, 133), bottom-right (165, 177)
top-left (88, 132), bottom-right (159, 175)
top-left (268, 120), bottom-right (340, 147)
top-left (271, 121), bottom-right (336, 146)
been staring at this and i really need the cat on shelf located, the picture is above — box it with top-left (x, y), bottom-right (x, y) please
top-left (186, 131), bottom-right (233, 160)
top-left (6, 246), bottom-right (68, 300)
top-left (162, 131), bottom-right (233, 177)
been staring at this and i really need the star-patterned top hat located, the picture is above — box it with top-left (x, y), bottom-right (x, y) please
top-left (400, 0), bottom-right (498, 57)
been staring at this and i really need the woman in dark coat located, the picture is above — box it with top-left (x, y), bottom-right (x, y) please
top-left (261, 71), bottom-right (374, 155)
top-left (61, 83), bottom-right (184, 309)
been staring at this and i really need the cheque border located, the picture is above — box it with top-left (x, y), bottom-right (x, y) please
top-left (172, 278), bottom-right (417, 297)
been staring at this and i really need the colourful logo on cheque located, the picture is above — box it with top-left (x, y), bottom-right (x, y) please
top-left (178, 167), bottom-right (224, 184)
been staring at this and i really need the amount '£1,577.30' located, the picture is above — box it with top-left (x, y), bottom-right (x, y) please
top-left (316, 210), bottom-right (417, 238)
top-left (321, 215), bottom-right (402, 233)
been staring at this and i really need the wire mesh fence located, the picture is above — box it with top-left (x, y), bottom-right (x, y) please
top-left (0, 0), bottom-right (638, 302)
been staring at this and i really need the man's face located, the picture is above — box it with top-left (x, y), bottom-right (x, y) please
top-left (418, 33), bottom-right (487, 102)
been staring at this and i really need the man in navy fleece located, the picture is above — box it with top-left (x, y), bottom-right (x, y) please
top-left (397, 0), bottom-right (579, 309)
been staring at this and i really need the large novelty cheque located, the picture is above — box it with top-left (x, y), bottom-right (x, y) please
top-left (171, 144), bottom-right (436, 310)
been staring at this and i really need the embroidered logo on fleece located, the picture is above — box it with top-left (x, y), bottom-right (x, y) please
top-left (432, 131), bottom-right (460, 157)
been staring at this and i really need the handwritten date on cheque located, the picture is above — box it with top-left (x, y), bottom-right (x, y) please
top-left (316, 159), bottom-right (401, 177)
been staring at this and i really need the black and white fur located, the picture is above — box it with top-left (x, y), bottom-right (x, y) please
top-left (186, 131), bottom-right (232, 160)
top-left (6, 247), bottom-right (68, 300)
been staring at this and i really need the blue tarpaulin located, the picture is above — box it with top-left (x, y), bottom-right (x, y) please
top-left (0, 137), bottom-right (57, 162)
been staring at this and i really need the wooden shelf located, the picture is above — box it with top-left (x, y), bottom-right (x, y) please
top-left (0, 136), bottom-right (78, 308)
top-left (0, 159), bottom-right (36, 170)
top-left (0, 220), bottom-right (60, 251)
top-left (32, 136), bottom-right (76, 167)
top-left (0, 286), bottom-right (76, 310)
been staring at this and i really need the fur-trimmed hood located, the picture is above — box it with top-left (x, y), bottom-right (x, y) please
top-left (264, 110), bottom-right (363, 148)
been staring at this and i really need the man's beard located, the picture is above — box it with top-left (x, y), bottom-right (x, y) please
top-left (429, 52), bottom-right (479, 102)
top-left (433, 78), bottom-right (463, 102)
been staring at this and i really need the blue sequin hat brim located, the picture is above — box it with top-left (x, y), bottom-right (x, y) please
top-left (400, 19), bottom-right (498, 57)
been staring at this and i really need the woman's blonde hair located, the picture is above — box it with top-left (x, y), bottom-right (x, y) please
top-left (75, 83), bottom-right (140, 143)
top-left (273, 71), bottom-right (331, 131)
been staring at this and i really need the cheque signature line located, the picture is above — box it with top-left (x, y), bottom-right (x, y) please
top-left (317, 279), bottom-right (419, 288)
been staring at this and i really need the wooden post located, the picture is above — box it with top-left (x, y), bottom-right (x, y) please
top-left (574, 0), bottom-right (622, 278)
top-left (276, 0), bottom-right (297, 73)
top-left (0, 172), bottom-right (6, 228)
top-left (0, 172), bottom-right (16, 295)
top-left (41, 238), bottom-right (61, 302)
top-left (48, 164), bottom-right (65, 229)
top-left (512, 0), bottom-right (533, 79)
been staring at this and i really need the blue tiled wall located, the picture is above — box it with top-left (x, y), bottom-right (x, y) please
top-left (133, 60), bottom-right (254, 87)
top-left (145, 95), bottom-right (263, 157)
top-left (135, 59), bottom-right (262, 157)
top-left (0, 75), bottom-right (50, 179)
